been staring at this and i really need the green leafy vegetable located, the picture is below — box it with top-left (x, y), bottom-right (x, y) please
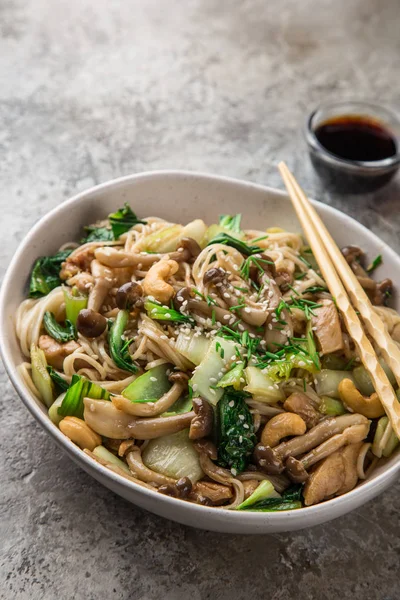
top-left (122, 364), bottom-right (171, 403)
top-left (319, 396), bottom-right (346, 416)
top-left (108, 309), bottom-right (138, 373)
top-left (142, 429), bottom-right (204, 483)
top-left (63, 287), bottom-right (88, 326)
top-left (217, 363), bottom-right (244, 390)
top-left (109, 203), bottom-right (146, 239)
top-left (217, 388), bottom-right (257, 474)
top-left (43, 311), bottom-right (76, 343)
top-left (239, 484), bottom-right (303, 511)
top-left (47, 366), bottom-right (70, 393)
top-left (239, 254), bottom-right (275, 280)
top-left (81, 226), bottom-right (113, 244)
top-left (219, 214), bottom-right (242, 233)
top-left (144, 300), bottom-right (191, 323)
top-left (58, 374), bottom-right (110, 418)
top-left (29, 250), bottom-right (72, 298)
top-left (262, 325), bottom-right (320, 382)
top-left (48, 393), bottom-right (65, 425)
top-left (367, 254), bottom-right (382, 273)
top-left (93, 446), bottom-right (131, 473)
top-left (207, 233), bottom-right (262, 257)
top-left (236, 480), bottom-right (277, 510)
top-left (31, 343), bottom-right (54, 407)
top-left (162, 395), bottom-right (192, 416)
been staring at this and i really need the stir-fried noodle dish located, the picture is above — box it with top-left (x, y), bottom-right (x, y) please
top-left (16, 205), bottom-right (400, 511)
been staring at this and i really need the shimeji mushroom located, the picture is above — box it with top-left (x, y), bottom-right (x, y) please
top-left (203, 267), bottom-right (268, 327)
top-left (283, 392), bottom-right (320, 429)
top-left (254, 413), bottom-right (370, 477)
top-left (83, 398), bottom-right (194, 439)
top-left (112, 372), bottom-right (189, 417)
top-left (173, 287), bottom-right (257, 334)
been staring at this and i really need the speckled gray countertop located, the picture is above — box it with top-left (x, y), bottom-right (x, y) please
top-left (1, 1), bottom-right (400, 598)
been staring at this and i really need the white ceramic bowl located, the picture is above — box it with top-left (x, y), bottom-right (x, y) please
top-left (1, 170), bottom-right (399, 534)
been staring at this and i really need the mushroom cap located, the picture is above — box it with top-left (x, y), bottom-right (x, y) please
top-left (203, 267), bottom-right (226, 285)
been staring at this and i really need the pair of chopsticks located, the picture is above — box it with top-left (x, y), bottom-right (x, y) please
top-left (278, 161), bottom-right (400, 439)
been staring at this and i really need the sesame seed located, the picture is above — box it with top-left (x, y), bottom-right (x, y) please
top-left (239, 414), bottom-right (245, 421)
top-left (298, 361), bottom-right (306, 367)
top-left (239, 435), bottom-right (243, 443)
top-left (229, 400), bottom-right (235, 407)
top-left (268, 323), bottom-right (273, 330)
top-left (223, 292), bottom-right (230, 299)
top-left (244, 307), bottom-right (251, 313)
top-left (210, 388), bottom-right (216, 394)
top-left (192, 384), bottom-right (198, 391)
top-left (231, 467), bottom-right (237, 476)
top-left (243, 423), bottom-right (249, 429)
top-left (223, 314), bottom-right (231, 320)
top-left (165, 313), bottom-right (171, 318)
top-left (150, 377), bottom-right (158, 382)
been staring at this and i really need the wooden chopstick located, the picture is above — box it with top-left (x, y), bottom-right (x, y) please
top-left (278, 161), bottom-right (400, 438)
top-left (280, 163), bottom-right (400, 390)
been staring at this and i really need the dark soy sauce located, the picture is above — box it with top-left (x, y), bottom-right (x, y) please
top-left (315, 115), bottom-right (397, 162)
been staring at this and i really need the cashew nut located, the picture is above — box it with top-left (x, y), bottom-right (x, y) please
top-left (143, 258), bottom-right (179, 304)
top-left (338, 378), bottom-right (385, 418)
top-left (261, 413), bottom-right (307, 448)
top-left (59, 416), bottom-right (101, 451)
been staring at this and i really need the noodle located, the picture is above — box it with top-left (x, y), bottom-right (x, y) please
top-left (15, 208), bottom-right (400, 511)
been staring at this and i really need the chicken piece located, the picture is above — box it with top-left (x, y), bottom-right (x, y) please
top-left (66, 271), bottom-right (95, 293)
top-left (311, 299), bottom-right (343, 355)
top-left (38, 335), bottom-right (80, 370)
top-left (60, 247), bottom-right (95, 280)
top-left (191, 481), bottom-right (233, 505)
top-left (283, 392), bottom-right (320, 429)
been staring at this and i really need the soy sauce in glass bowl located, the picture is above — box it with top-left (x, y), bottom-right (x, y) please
top-left (305, 101), bottom-right (400, 193)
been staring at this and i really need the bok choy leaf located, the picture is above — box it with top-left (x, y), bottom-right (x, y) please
top-left (47, 366), bottom-right (70, 393)
top-left (30, 343), bottom-right (55, 407)
top-left (144, 300), bottom-right (191, 323)
top-left (217, 387), bottom-right (256, 474)
top-left (58, 374), bottom-right (110, 418)
top-left (109, 203), bottom-right (146, 239)
top-left (29, 249), bottom-right (72, 298)
top-left (108, 309), bottom-right (138, 373)
top-left (63, 287), bottom-right (88, 327)
top-left (43, 311), bottom-right (76, 343)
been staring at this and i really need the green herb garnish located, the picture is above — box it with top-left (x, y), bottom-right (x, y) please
top-left (367, 254), bottom-right (382, 273)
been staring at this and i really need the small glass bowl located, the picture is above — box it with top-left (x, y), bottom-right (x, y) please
top-left (305, 101), bottom-right (400, 193)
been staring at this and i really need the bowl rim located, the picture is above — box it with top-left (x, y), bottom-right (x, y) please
top-left (2, 168), bottom-right (400, 523)
top-left (305, 100), bottom-right (400, 172)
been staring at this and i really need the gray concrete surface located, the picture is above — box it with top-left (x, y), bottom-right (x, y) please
top-left (1, 0), bottom-right (400, 598)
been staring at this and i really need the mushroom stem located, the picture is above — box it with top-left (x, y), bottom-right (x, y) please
top-left (300, 422), bottom-right (370, 469)
top-left (204, 268), bottom-right (268, 327)
top-left (83, 398), bottom-right (194, 439)
top-left (126, 446), bottom-right (176, 485)
top-left (112, 382), bottom-right (186, 417)
top-left (95, 247), bottom-right (162, 268)
top-left (274, 414), bottom-right (369, 461)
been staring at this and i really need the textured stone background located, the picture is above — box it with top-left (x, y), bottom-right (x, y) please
top-left (1, 1), bottom-right (400, 598)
